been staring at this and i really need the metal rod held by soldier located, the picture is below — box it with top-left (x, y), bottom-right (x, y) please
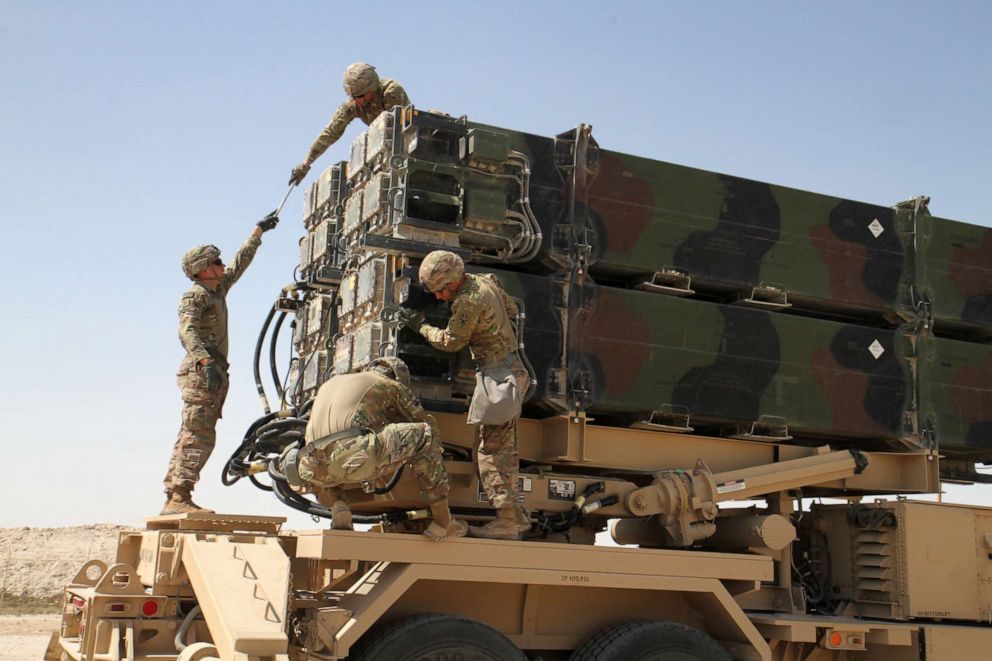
top-left (275, 185), bottom-right (294, 218)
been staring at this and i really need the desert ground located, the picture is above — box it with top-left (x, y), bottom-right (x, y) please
top-left (0, 614), bottom-right (60, 661)
top-left (0, 525), bottom-right (130, 661)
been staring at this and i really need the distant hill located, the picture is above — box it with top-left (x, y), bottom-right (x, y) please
top-left (0, 525), bottom-right (133, 612)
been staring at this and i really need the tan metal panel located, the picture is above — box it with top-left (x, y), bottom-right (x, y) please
top-left (182, 538), bottom-right (291, 659)
top-left (815, 451), bottom-right (940, 494)
top-left (327, 557), bottom-right (770, 659)
top-left (751, 613), bottom-right (918, 639)
top-left (923, 624), bottom-right (992, 660)
top-left (901, 502), bottom-right (979, 620)
top-left (435, 412), bottom-right (939, 496)
top-left (294, 530), bottom-right (774, 582)
top-left (976, 513), bottom-right (992, 622)
top-left (145, 512), bottom-right (285, 533)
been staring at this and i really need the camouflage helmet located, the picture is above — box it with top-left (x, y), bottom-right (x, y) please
top-left (182, 244), bottom-right (220, 280)
top-left (418, 250), bottom-right (465, 292)
top-left (342, 62), bottom-right (379, 98)
top-left (364, 356), bottom-right (411, 388)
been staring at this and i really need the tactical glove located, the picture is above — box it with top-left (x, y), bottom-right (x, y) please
top-left (257, 210), bottom-right (279, 232)
top-left (202, 361), bottom-right (223, 391)
top-left (288, 161), bottom-right (311, 186)
top-left (397, 307), bottom-right (426, 332)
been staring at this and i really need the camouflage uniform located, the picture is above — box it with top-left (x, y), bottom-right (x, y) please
top-left (298, 371), bottom-right (448, 503)
top-left (163, 234), bottom-right (261, 493)
top-left (418, 271), bottom-right (529, 510)
top-left (302, 79), bottom-right (409, 167)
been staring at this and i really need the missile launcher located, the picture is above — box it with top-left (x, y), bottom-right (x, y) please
top-left (286, 106), bottom-right (991, 466)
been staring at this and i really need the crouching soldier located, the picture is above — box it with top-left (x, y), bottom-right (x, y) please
top-left (281, 357), bottom-right (467, 541)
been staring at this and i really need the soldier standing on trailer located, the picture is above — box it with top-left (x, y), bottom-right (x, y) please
top-left (288, 62), bottom-right (410, 186)
top-left (161, 210), bottom-right (279, 515)
top-left (399, 250), bottom-right (532, 540)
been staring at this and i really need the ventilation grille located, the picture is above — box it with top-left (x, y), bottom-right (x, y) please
top-left (854, 527), bottom-right (897, 607)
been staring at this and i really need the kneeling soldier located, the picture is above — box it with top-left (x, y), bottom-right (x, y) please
top-left (284, 357), bottom-right (467, 541)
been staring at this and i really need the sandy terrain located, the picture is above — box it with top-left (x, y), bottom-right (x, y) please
top-left (0, 614), bottom-right (60, 660)
top-left (0, 525), bottom-right (130, 660)
top-left (0, 525), bottom-right (132, 602)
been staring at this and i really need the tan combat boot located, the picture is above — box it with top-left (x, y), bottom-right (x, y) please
top-left (468, 507), bottom-right (522, 540)
top-left (515, 505), bottom-right (532, 534)
top-left (423, 499), bottom-right (468, 541)
top-left (160, 487), bottom-right (214, 515)
top-left (330, 499), bottom-right (354, 531)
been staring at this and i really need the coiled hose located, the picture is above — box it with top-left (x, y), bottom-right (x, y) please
top-left (224, 402), bottom-right (409, 519)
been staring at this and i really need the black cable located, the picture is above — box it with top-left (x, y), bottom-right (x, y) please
top-left (281, 323), bottom-right (297, 408)
top-left (444, 445), bottom-right (472, 461)
top-left (222, 410), bottom-right (280, 485)
top-left (267, 458), bottom-right (288, 482)
top-left (296, 397), bottom-right (315, 418)
top-left (271, 478), bottom-right (332, 518)
top-left (582, 481), bottom-right (606, 499)
top-left (269, 310), bottom-right (287, 403)
top-left (223, 405), bottom-right (309, 488)
top-left (255, 418), bottom-right (307, 439)
top-left (372, 466), bottom-right (404, 495)
top-left (254, 432), bottom-right (303, 455)
top-left (253, 305), bottom-right (277, 414)
top-left (534, 484), bottom-right (610, 534)
top-left (256, 416), bottom-right (306, 432)
top-left (253, 422), bottom-right (305, 454)
top-left (269, 474), bottom-right (412, 525)
top-left (353, 512), bottom-right (396, 524)
top-left (512, 298), bottom-right (538, 401)
top-left (249, 474), bottom-right (274, 492)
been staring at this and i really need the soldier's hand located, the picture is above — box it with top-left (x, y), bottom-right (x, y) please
top-left (203, 361), bottom-right (223, 391)
top-left (289, 161), bottom-right (311, 186)
top-left (397, 307), bottom-right (425, 332)
top-left (256, 209), bottom-right (279, 233)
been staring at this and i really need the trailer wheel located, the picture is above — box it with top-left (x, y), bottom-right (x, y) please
top-left (348, 613), bottom-right (526, 661)
top-left (570, 620), bottom-right (730, 661)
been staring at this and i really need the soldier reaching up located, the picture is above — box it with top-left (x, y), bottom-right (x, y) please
top-left (288, 62), bottom-right (410, 186)
top-left (161, 210), bottom-right (279, 515)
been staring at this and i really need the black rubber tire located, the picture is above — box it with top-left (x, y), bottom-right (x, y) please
top-left (348, 612), bottom-right (527, 661)
top-left (569, 620), bottom-right (731, 661)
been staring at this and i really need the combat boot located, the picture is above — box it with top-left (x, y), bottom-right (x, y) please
top-left (468, 507), bottom-right (522, 540)
top-left (423, 499), bottom-right (468, 542)
top-left (160, 487), bottom-right (214, 515)
top-left (330, 499), bottom-right (354, 531)
top-left (515, 505), bottom-right (532, 534)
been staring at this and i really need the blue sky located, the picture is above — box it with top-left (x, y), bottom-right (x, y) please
top-left (1, 1), bottom-right (989, 527)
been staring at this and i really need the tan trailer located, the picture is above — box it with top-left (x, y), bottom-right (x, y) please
top-left (45, 417), bottom-right (992, 660)
top-left (46, 505), bottom-right (992, 661)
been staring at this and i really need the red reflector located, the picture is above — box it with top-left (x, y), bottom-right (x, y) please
top-left (142, 600), bottom-right (159, 617)
top-left (71, 596), bottom-right (86, 609)
top-left (829, 632), bottom-right (843, 647)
